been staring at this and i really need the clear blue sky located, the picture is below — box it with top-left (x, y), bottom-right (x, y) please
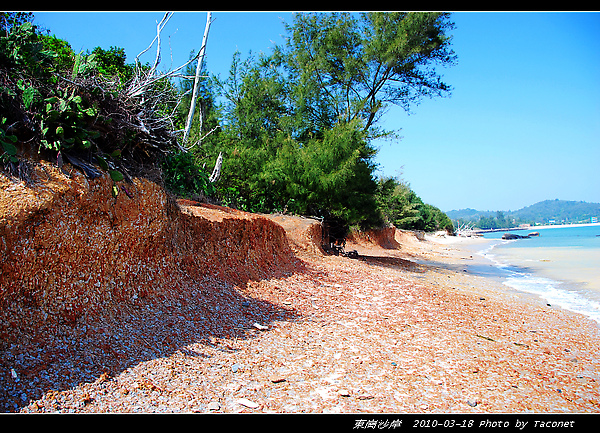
top-left (32, 11), bottom-right (600, 212)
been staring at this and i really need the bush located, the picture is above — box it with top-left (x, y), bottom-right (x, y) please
top-left (161, 150), bottom-right (214, 200)
top-left (0, 17), bottom-right (181, 184)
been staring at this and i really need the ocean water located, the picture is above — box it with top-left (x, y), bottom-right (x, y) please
top-left (477, 224), bottom-right (600, 325)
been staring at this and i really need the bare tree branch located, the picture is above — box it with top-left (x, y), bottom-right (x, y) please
top-left (134, 12), bottom-right (173, 70)
top-left (182, 12), bottom-right (213, 145)
top-left (208, 151), bottom-right (223, 183)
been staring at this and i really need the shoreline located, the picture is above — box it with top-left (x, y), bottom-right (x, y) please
top-left (526, 222), bottom-right (600, 230)
top-left (475, 222), bottom-right (600, 233)
top-left (417, 235), bottom-right (563, 311)
top-left (423, 233), bottom-right (600, 325)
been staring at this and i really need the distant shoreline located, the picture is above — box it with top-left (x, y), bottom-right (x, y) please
top-left (474, 222), bottom-right (600, 234)
top-left (527, 222), bottom-right (600, 230)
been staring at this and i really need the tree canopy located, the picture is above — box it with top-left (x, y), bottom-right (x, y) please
top-left (275, 12), bottom-right (456, 137)
top-left (1, 12), bottom-right (456, 234)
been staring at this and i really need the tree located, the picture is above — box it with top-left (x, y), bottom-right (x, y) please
top-left (375, 176), bottom-right (454, 233)
top-left (91, 46), bottom-right (134, 84)
top-left (375, 177), bottom-right (420, 228)
top-left (209, 51), bottom-right (291, 212)
top-left (205, 12), bottom-right (457, 228)
top-left (275, 12), bottom-right (456, 138)
top-left (0, 12), bottom-right (34, 33)
top-left (272, 119), bottom-right (381, 226)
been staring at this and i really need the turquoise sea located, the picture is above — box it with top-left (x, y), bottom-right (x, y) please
top-left (477, 224), bottom-right (600, 325)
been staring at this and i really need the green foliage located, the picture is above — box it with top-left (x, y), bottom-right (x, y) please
top-left (274, 120), bottom-right (381, 226)
top-left (201, 13), bottom-right (456, 229)
top-left (212, 54), bottom-right (382, 225)
top-left (276, 12), bottom-right (456, 135)
top-left (71, 51), bottom-right (98, 79)
top-left (1, 12), bottom-right (458, 236)
top-left (423, 203), bottom-right (455, 233)
top-left (90, 46), bottom-right (134, 84)
top-left (0, 20), bottom-right (56, 76)
top-left (36, 86), bottom-right (100, 152)
top-left (0, 14), bottom-right (175, 185)
top-left (0, 117), bottom-right (18, 164)
top-left (375, 177), bottom-right (421, 228)
top-left (375, 176), bottom-right (454, 233)
top-left (1, 18), bottom-right (100, 157)
top-left (1, 12), bottom-right (34, 33)
top-left (39, 34), bottom-right (75, 72)
top-left (161, 150), bottom-right (215, 199)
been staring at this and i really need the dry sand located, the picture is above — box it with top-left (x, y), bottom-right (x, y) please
top-left (2, 166), bottom-right (599, 415)
top-left (9, 219), bottom-right (600, 414)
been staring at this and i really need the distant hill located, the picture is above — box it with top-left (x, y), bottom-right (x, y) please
top-left (445, 208), bottom-right (495, 221)
top-left (447, 199), bottom-right (600, 226)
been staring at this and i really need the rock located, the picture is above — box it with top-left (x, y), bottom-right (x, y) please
top-left (339, 389), bottom-right (351, 397)
top-left (231, 363), bottom-right (241, 373)
top-left (207, 401), bottom-right (221, 411)
top-left (253, 323), bottom-right (268, 330)
top-left (237, 398), bottom-right (259, 409)
top-left (466, 399), bottom-right (478, 407)
top-left (269, 375), bottom-right (286, 383)
top-left (502, 233), bottom-right (531, 240)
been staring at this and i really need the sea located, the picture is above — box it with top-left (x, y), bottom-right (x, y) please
top-left (475, 224), bottom-right (600, 325)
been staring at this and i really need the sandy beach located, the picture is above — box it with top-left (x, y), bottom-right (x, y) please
top-left (5, 212), bottom-right (599, 414)
top-left (1, 165), bottom-right (599, 414)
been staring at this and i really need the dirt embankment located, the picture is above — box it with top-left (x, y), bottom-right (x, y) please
top-left (3, 162), bottom-right (600, 415)
top-left (0, 161), bottom-right (301, 334)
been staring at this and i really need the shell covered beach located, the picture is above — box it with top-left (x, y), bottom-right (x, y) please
top-left (1, 162), bottom-right (600, 414)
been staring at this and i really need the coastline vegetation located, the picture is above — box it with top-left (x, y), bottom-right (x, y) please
top-left (1, 12), bottom-right (457, 233)
top-left (450, 199), bottom-right (600, 230)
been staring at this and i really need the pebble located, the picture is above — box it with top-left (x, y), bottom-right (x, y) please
top-left (269, 375), bottom-right (286, 383)
top-left (466, 399), bottom-right (478, 407)
top-left (237, 398), bottom-right (259, 409)
top-left (207, 401), bottom-right (221, 411)
top-left (231, 363), bottom-right (240, 373)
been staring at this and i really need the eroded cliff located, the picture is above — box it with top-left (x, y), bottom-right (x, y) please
top-left (0, 160), bottom-right (301, 337)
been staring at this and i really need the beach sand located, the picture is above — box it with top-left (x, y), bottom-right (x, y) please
top-left (11, 221), bottom-right (600, 414)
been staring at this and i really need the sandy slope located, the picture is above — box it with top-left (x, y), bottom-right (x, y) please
top-left (1, 163), bottom-right (599, 414)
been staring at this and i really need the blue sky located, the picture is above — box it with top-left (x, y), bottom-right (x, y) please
top-left (32, 11), bottom-right (600, 212)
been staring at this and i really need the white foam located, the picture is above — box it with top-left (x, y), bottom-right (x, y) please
top-left (476, 242), bottom-right (600, 325)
